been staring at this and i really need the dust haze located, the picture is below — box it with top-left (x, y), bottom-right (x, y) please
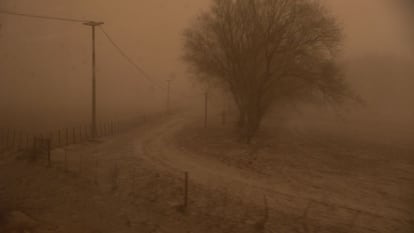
top-left (1, 0), bottom-right (413, 138)
top-left (0, 0), bottom-right (413, 232)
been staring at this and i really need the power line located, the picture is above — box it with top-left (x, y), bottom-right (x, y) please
top-left (0, 9), bottom-right (164, 90)
top-left (98, 26), bottom-right (163, 90)
top-left (0, 9), bottom-right (90, 23)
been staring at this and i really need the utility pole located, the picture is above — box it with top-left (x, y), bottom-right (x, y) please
top-left (222, 95), bottom-right (228, 125)
top-left (166, 79), bottom-right (171, 115)
top-left (222, 104), bottom-right (226, 125)
top-left (83, 21), bottom-right (104, 138)
top-left (204, 90), bottom-right (208, 128)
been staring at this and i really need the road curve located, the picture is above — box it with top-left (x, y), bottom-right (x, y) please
top-left (132, 113), bottom-right (412, 232)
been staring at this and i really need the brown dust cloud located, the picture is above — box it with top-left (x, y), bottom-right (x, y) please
top-left (0, 1), bottom-right (413, 233)
top-left (0, 0), bottom-right (413, 137)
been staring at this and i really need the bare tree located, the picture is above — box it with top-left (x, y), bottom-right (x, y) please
top-left (183, 0), bottom-right (355, 143)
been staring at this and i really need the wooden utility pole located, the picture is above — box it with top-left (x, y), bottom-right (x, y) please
top-left (222, 109), bottom-right (226, 125)
top-left (83, 21), bottom-right (104, 138)
top-left (166, 79), bottom-right (171, 115)
top-left (47, 139), bottom-right (51, 167)
top-left (204, 90), bottom-right (208, 128)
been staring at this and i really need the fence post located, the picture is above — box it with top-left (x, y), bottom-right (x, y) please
top-left (58, 129), bottom-right (61, 147)
top-left (260, 195), bottom-right (269, 229)
top-left (348, 210), bottom-right (360, 232)
top-left (3, 128), bottom-right (6, 146)
top-left (12, 130), bottom-right (16, 148)
top-left (79, 126), bottom-right (82, 142)
top-left (302, 200), bottom-right (313, 219)
top-left (20, 132), bottom-right (24, 149)
top-left (66, 128), bottom-right (69, 146)
top-left (32, 137), bottom-right (37, 160)
top-left (6, 129), bottom-right (10, 147)
top-left (72, 128), bottom-right (76, 144)
top-left (101, 122), bottom-right (104, 136)
top-left (49, 132), bottom-right (53, 149)
top-left (102, 123), bottom-right (106, 136)
top-left (79, 153), bottom-right (82, 174)
top-left (17, 131), bottom-right (22, 149)
top-left (1, 128), bottom-right (4, 146)
top-left (64, 149), bottom-right (68, 172)
top-left (94, 159), bottom-right (99, 185)
top-left (26, 134), bottom-right (29, 149)
top-left (0, 128), bottom-right (3, 146)
top-left (2, 128), bottom-right (5, 146)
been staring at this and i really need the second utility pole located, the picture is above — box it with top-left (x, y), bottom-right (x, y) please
top-left (166, 79), bottom-right (171, 115)
top-left (83, 21), bottom-right (104, 138)
top-left (204, 90), bottom-right (208, 128)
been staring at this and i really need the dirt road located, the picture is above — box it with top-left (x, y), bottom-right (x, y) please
top-left (1, 112), bottom-right (412, 233)
top-left (133, 113), bottom-right (414, 233)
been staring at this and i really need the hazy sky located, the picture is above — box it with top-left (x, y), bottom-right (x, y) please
top-left (2, 0), bottom-right (412, 57)
top-left (0, 0), bottom-right (413, 131)
top-left (327, 0), bottom-right (413, 58)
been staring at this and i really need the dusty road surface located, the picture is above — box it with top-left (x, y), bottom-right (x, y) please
top-left (137, 113), bottom-right (414, 233)
top-left (1, 112), bottom-right (413, 233)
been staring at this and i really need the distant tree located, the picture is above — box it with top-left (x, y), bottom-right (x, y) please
top-left (183, 0), bottom-right (356, 143)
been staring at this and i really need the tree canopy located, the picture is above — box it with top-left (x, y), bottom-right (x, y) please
top-left (183, 0), bottom-right (355, 142)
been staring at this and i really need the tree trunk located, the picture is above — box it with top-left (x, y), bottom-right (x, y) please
top-left (237, 101), bottom-right (262, 144)
top-left (244, 109), bottom-right (261, 144)
top-left (234, 92), bottom-right (264, 143)
top-left (237, 110), bottom-right (246, 128)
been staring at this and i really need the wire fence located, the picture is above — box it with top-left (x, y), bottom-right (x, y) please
top-left (119, 167), bottom-right (412, 233)
top-left (167, 172), bottom-right (412, 233)
top-left (44, 150), bottom-right (412, 233)
top-left (0, 121), bottom-right (116, 150)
